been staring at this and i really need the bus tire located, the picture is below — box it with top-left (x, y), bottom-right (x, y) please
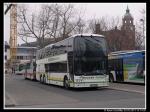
top-left (109, 73), bottom-right (114, 82)
top-left (64, 76), bottom-right (69, 89)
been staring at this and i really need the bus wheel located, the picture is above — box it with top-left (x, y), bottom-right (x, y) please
top-left (64, 77), bottom-right (69, 89)
top-left (109, 74), bottom-right (114, 83)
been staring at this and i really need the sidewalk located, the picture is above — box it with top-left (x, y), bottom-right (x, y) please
top-left (106, 82), bottom-right (145, 94)
top-left (5, 92), bottom-right (16, 107)
top-left (5, 73), bottom-right (15, 78)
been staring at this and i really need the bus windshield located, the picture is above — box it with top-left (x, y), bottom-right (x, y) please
top-left (19, 64), bottom-right (24, 71)
top-left (74, 36), bottom-right (108, 75)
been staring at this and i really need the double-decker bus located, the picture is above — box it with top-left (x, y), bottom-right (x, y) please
top-left (24, 60), bottom-right (36, 80)
top-left (36, 34), bottom-right (109, 89)
top-left (108, 50), bottom-right (145, 84)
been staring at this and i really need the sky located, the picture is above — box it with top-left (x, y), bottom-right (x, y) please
top-left (4, 3), bottom-right (146, 45)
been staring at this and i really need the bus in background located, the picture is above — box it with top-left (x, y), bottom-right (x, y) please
top-left (36, 34), bottom-right (109, 89)
top-left (108, 50), bottom-right (145, 84)
top-left (15, 63), bottom-right (25, 75)
top-left (24, 60), bottom-right (36, 80)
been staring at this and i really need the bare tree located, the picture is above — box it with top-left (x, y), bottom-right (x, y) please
top-left (73, 17), bottom-right (86, 34)
top-left (88, 19), bottom-right (97, 33)
top-left (17, 4), bottom-right (61, 48)
top-left (135, 8), bottom-right (146, 50)
top-left (58, 4), bottom-right (84, 38)
top-left (17, 5), bottom-right (37, 43)
top-left (87, 16), bottom-right (111, 34)
top-left (87, 16), bottom-right (126, 52)
top-left (17, 4), bottom-right (85, 48)
top-left (50, 4), bottom-right (62, 39)
top-left (135, 29), bottom-right (144, 49)
top-left (107, 16), bottom-right (120, 30)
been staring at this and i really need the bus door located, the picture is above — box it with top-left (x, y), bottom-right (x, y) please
top-left (68, 51), bottom-right (74, 81)
top-left (115, 59), bottom-right (124, 82)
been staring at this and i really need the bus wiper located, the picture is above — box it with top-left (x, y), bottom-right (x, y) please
top-left (84, 38), bottom-right (102, 48)
top-left (94, 71), bottom-right (105, 75)
top-left (92, 37), bottom-right (103, 44)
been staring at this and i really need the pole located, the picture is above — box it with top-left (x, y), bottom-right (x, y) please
top-left (140, 19), bottom-right (144, 39)
top-left (140, 19), bottom-right (145, 49)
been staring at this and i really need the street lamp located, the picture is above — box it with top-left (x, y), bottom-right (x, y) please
top-left (140, 19), bottom-right (144, 37)
top-left (140, 19), bottom-right (145, 49)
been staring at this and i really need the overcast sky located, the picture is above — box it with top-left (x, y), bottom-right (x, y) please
top-left (4, 3), bottom-right (146, 45)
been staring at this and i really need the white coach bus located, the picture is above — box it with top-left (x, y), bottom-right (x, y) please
top-left (36, 34), bottom-right (109, 89)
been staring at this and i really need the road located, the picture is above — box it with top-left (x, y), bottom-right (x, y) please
top-left (4, 74), bottom-right (145, 109)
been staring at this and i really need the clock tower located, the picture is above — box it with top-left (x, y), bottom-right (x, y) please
top-left (121, 6), bottom-right (135, 50)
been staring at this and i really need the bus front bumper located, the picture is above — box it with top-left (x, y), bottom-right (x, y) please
top-left (69, 82), bottom-right (109, 88)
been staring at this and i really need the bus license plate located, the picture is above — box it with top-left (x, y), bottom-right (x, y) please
top-left (90, 84), bottom-right (98, 87)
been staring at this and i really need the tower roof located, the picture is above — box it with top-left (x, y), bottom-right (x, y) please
top-left (123, 5), bottom-right (133, 19)
top-left (126, 5), bottom-right (129, 13)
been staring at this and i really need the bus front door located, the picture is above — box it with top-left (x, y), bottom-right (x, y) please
top-left (115, 59), bottom-right (124, 82)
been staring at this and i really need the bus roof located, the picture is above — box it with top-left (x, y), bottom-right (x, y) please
top-left (109, 50), bottom-right (145, 56)
top-left (17, 46), bottom-right (37, 49)
top-left (108, 50), bottom-right (145, 59)
top-left (44, 33), bottom-right (105, 49)
top-left (70, 33), bottom-right (105, 38)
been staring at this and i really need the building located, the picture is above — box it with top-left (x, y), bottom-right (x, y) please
top-left (16, 46), bottom-right (37, 63)
top-left (95, 6), bottom-right (135, 52)
top-left (4, 42), bottom-right (37, 65)
top-left (121, 6), bottom-right (135, 50)
top-left (4, 41), bottom-right (10, 64)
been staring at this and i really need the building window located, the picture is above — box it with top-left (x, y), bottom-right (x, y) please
top-left (17, 56), bottom-right (19, 59)
top-left (27, 56), bottom-right (30, 60)
top-left (5, 56), bottom-right (7, 60)
top-left (5, 49), bottom-right (7, 52)
top-left (23, 56), bottom-right (25, 60)
top-left (20, 56), bottom-right (23, 60)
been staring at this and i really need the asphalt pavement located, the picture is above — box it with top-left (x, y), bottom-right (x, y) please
top-left (4, 74), bottom-right (146, 109)
top-left (106, 82), bottom-right (145, 94)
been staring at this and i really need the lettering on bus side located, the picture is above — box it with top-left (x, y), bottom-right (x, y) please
top-left (44, 49), bottom-right (64, 59)
top-left (44, 46), bottom-right (66, 58)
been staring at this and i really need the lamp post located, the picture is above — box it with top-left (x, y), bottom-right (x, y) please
top-left (140, 19), bottom-right (144, 37)
top-left (140, 19), bottom-right (145, 49)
